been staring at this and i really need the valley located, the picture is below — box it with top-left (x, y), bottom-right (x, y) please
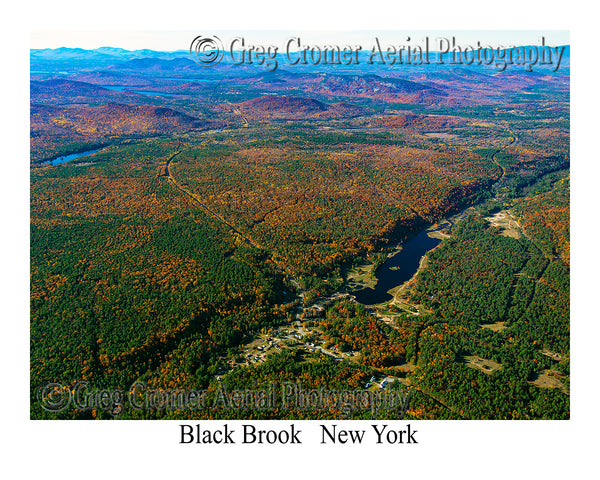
top-left (30, 45), bottom-right (569, 420)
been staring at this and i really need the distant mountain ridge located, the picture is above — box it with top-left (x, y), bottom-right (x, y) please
top-left (31, 46), bottom-right (189, 61)
top-left (104, 57), bottom-right (199, 72)
top-left (31, 44), bottom-right (570, 75)
top-left (31, 47), bottom-right (190, 71)
top-left (31, 78), bottom-right (112, 96)
top-left (241, 96), bottom-right (330, 113)
top-left (238, 95), bottom-right (367, 119)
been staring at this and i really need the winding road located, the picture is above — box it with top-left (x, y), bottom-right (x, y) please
top-left (165, 149), bottom-right (261, 249)
top-left (164, 148), bottom-right (306, 308)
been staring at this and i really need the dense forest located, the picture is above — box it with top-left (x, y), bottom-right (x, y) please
top-left (406, 200), bottom-right (569, 419)
top-left (30, 53), bottom-right (569, 420)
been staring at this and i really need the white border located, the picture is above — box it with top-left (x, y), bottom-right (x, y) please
top-left (5, 0), bottom-right (597, 477)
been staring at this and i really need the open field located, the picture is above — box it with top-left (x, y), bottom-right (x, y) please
top-left (462, 355), bottom-right (503, 374)
top-left (485, 210), bottom-right (522, 239)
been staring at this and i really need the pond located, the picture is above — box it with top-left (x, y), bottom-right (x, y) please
top-left (351, 229), bottom-right (442, 305)
top-left (46, 148), bottom-right (102, 166)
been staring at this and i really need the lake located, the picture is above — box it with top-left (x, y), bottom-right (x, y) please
top-left (47, 148), bottom-right (102, 166)
top-left (103, 86), bottom-right (174, 96)
top-left (351, 229), bottom-right (442, 305)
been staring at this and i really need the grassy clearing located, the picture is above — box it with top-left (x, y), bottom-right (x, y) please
top-left (462, 355), bottom-right (503, 374)
top-left (346, 262), bottom-right (377, 290)
top-left (540, 349), bottom-right (563, 361)
top-left (481, 321), bottom-right (508, 332)
top-left (530, 370), bottom-right (568, 394)
top-left (485, 210), bottom-right (522, 239)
